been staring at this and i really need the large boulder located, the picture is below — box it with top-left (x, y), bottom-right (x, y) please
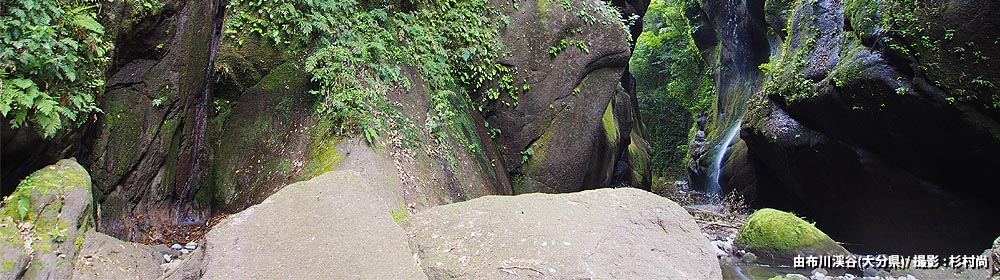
top-left (0, 159), bottom-right (93, 279)
top-left (736, 208), bottom-right (848, 263)
top-left (401, 188), bottom-right (722, 279)
top-left (162, 169), bottom-right (426, 279)
top-left (727, 0), bottom-right (1000, 255)
top-left (488, 0), bottom-right (651, 193)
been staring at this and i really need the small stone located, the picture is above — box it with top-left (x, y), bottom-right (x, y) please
top-left (185, 242), bottom-right (198, 250)
top-left (810, 268), bottom-right (828, 277)
top-left (875, 270), bottom-right (891, 278)
top-left (741, 252), bottom-right (758, 264)
top-left (712, 245), bottom-right (728, 258)
top-left (162, 253), bottom-right (172, 263)
top-left (784, 273), bottom-right (809, 280)
top-left (181, 249), bottom-right (190, 255)
top-left (171, 244), bottom-right (183, 250)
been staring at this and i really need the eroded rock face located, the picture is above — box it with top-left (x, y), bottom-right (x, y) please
top-left (69, 0), bottom-right (650, 243)
top-left (0, 159), bottom-right (93, 279)
top-left (728, 0), bottom-right (1000, 255)
top-left (488, 0), bottom-right (651, 193)
top-left (84, 0), bottom-right (228, 241)
top-left (401, 188), bottom-right (722, 279)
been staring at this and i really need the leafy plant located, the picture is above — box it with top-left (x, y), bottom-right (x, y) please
top-left (224, 0), bottom-right (516, 141)
top-left (520, 146), bottom-right (535, 164)
top-left (1, 1), bottom-right (112, 138)
top-left (549, 38), bottom-right (590, 57)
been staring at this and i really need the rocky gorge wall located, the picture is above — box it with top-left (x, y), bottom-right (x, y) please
top-left (717, 0), bottom-right (1000, 255)
top-left (1, 0), bottom-right (654, 242)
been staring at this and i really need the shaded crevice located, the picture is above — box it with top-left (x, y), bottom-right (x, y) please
top-left (175, 0), bottom-right (229, 224)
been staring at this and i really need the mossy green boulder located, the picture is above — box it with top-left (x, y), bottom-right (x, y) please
top-left (736, 208), bottom-right (849, 263)
top-left (0, 158), bottom-right (94, 279)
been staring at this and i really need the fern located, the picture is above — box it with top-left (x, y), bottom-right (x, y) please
top-left (1, 0), bottom-right (111, 138)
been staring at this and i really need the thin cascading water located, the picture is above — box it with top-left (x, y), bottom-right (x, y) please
top-left (693, 0), bottom-right (767, 198)
top-left (704, 120), bottom-right (741, 196)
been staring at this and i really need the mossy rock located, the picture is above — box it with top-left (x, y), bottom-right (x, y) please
top-left (736, 208), bottom-right (849, 263)
top-left (0, 158), bottom-right (94, 279)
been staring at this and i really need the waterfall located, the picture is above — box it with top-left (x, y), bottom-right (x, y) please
top-left (691, 0), bottom-right (767, 197)
top-left (705, 120), bottom-right (741, 196)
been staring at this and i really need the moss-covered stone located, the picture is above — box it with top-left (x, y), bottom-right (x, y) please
top-left (300, 121), bottom-right (345, 180)
top-left (736, 208), bottom-right (848, 263)
top-left (0, 158), bottom-right (94, 279)
top-left (602, 101), bottom-right (619, 143)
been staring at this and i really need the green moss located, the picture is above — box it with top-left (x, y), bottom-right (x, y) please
top-left (519, 128), bottom-right (552, 174)
top-left (23, 258), bottom-right (42, 277)
top-left (104, 97), bottom-right (148, 180)
top-left (74, 231), bottom-right (86, 250)
top-left (104, 100), bottom-right (126, 128)
top-left (2, 259), bottom-right (14, 272)
top-left (300, 120), bottom-right (344, 180)
top-left (256, 62), bottom-right (302, 91)
top-left (511, 174), bottom-right (527, 195)
top-left (389, 205), bottom-right (408, 223)
top-left (1, 159), bottom-right (91, 222)
top-left (0, 159), bottom-right (92, 274)
top-left (737, 208), bottom-right (848, 258)
top-left (601, 101), bottom-right (619, 143)
top-left (0, 219), bottom-right (20, 244)
top-left (627, 134), bottom-right (649, 184)
top-left (538, 0), bottom-right (551, 21)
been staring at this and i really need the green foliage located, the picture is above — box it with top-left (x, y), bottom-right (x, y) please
top-left (758, 0), bottom-right (818, 103)
top-left (629, 0), bottom-right (715, 179)
top-left (520, 146), bottom-right (535, 164)
top-left (1, 0), bottom-right (112, 138)
top-left (390, 205), bottom-right (408, 223)
top-left (224, 0), bottom-right (515, 140)
top-left (549, 38), bottom-right (590, 57)
top-left (844, 0), bottom-right (999, 109)
top-left (15, 196), bottom-right (30, 221)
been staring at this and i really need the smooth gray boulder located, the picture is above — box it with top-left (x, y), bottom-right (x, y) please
top-left (70, 231), bottom-right (163, 280)
top-left (166, 170), bottom-right (426, 279)
top-left (401, 188), bottom-right (722, 279)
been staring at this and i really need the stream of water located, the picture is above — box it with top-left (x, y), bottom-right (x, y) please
top-left (705, 121), bottom-right (742, 196)
top-left (693, 0), bottom-right (764, 198)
